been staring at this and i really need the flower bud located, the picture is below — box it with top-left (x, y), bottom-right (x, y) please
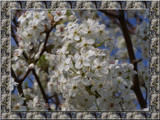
top-left (29, 63), bottom-right (35, 69)
top-left (69, 15), bottom-right (76, 21)
top-left (35, 53), bottom-right (40, 60)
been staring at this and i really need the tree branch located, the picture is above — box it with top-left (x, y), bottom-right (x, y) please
top-left (35, 25), bottom-right (54, 63)
top-left (19, 69), bottom-right (31, 83)
top-left (11, 67), bottom-right (27, 107)
top-left (54, 93), bottom-right (61, 110)
top-left (68, 1), bottom-right (72, 8)
top-left (32, 69), bottom-right (51, 108)
top-left (32, 68), bottom-right (51, 110)
top-left (118, 10), bottom-right (147, 109)
top-left (93, 1), bottom-right (97, 9)
top-left (100, 10), bottom-right (119, 19)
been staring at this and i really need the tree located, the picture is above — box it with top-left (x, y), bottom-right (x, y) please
top-left (11, 9), bottom-right (149, 111)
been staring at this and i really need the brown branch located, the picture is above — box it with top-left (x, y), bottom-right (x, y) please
top-left (18, 1), bottom-right (22, 9)
top-left (93, 1), bottom-right (97, 9)
top-left (32, 68), bottom-right (47, 102)
top-left (47, 95), bottom-right (55, 100)
top-left (43, 1), bottom-right (47, 8)
top-left (11, 61), bottom-right (31, 84)
top-left (19, 69), bottom-right (31, 83)
top-left (54, 93), bottom-right (61, 110)
top-left (35, 25), bottom-right (54, 63)
top-left (68, 1), bottom-right (72, 8)
top-left (99, 10), bottom-right (121, 30)
top-left (46, 92), bottom-right (61, 110)
top-left (11, 67), bottom-right (27, 107)
top-left (118, 10), bottom-right (147, 109)
top-left (32, 68), bottom-right (51, 110)
top-left (133, 58), bottom-right (143, 64)
top-left (118, 1), bottom-right (123, 9)
top-left (143, 1), bottom-right (148, 8)
top-left (100, 10), bottom-right (119, 19)
top-left (134, 13), bottom-right (143, 24)
top-left (126, 20), bottom-right (136, 34)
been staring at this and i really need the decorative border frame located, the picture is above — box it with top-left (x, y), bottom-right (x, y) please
top-left (0, 1), bottom-right (159, 119)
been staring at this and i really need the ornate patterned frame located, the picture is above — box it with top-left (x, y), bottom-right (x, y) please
top-left (0, 0), bottom-right (159, 119)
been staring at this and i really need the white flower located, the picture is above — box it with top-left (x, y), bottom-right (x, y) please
top-left (27, 96), bottom-right (46, 111)
top-left (58, 55), bottom-right (72, 72)
top-left (71, 69), bottom-right (93, 86)
top-left (91, 76), bottom-right (107, 92)
top-left (12, 48), bottom-right (23, 61)
top-left (81, 19), bottom-right (98, 37)
top-left (11, 78), bottom-right (18, 91)
top-left (68, 92), bottom-right (95, 110)
top-left (50, 104), bottom-right (56, 111)
top-left (32, 11), bottom-right (47, 24)
top-left (29, 63), bottom-right (35, 69)
top-left (116, 36), bottom-right (126, 48)
top-left (47, 80), bottom-right (55, 93)
top-left (13, 103), bottom-right (27, 111)
top-left (76, 37), bottom-right (95, 48)
top-left (142, 108), bottom-right (149, 111)
top-left (11, 94), bottom-right (26, 111)
top-left (52, 10), bottom-right (67, 22)
top-left (12, 94), bottom-right (25, 105)
top-left (67, 24), bottom-right (81, 41)
top-left (18, 12), bottom-right (29, 25)
top-left (67, 81), bottom-right (84, 97)
top-left (10, 114), bottom-right (20, 119)
top-left (65, 21), bottom-right (77, 30)
top-left (30, 22), bottom-right (45, 37)
top-left (92, 58), bottom-right (109, 75)
top-left (74, 53), bottom-right (89, 69)
top-left (116, 49), bottom-right (128, 60)
top-left (96, 91), bottom-right (111, 110)
top-left (96, 24), bottom-right (109, 41)
top-left (55, 24), bottom-right (65, 36)
top-left (113, 77), bottom-right (126, 89)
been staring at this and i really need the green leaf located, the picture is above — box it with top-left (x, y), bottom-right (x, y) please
top-left (66, 10), bottom-right (72, 17)
top-left (37, 55), bottom-right (49, 72)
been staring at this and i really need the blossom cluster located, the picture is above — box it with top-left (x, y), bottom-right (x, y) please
top-left (11, 10), bottom-right (148, 111)
top-left (49, 16), bottom-right (137, 110)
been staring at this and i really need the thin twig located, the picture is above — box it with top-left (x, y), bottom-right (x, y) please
top-left (100, 10), bottom-right (119, 19)
top-left (143, 1), bottom-right (148, 8)
top-left (32, 68), bottom-right (52, 110)
top-left (133, 58), bottom-right (143, 64)
top-left (32, 68), bottom-right (47, 102)
top-left (47, 95), bottom-right (55, 100)
top-left (19, 69), bottom-right (31, 83)
top-left (93, 1), bottom-right (97, 9)
top-left (119, 1), bottom-right (123, 9)
top-left (68, 1), bottom-right (72, 8)
top-left (54, 93), bottom-right (61, 110)
top-left (18, 1), bottom-right (22, 8)
top-left (43, 1), bottom-right (47, 8)
top-left (99, 10), bottom-right (121, 29)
